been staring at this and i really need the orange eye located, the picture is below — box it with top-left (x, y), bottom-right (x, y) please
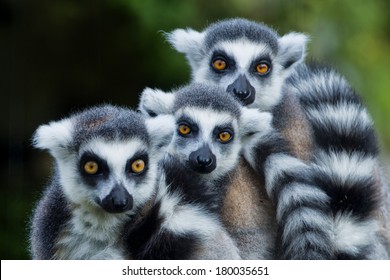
top-left (219, 131), bottom-right (232, 143)
top-left (256, 63), bottom-right (270, 75)
top-left (131, 159), bottom-right (145, 174)
top-left (178, 124), bottom-right (191, 135)
top-left (212, 59), bottom-right (227, 71)
top-left (84, 161), bottom-right (99, 175)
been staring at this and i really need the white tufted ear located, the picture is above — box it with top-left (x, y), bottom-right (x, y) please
top-left (240, 107), bottom-right (273, 138)
top-left (145, 114), bottom-right (175, 154)
top-left (32, 118), bottom-right (74, 156)
top-left (138, 87), bottom-right (175, 118)
top-left (277, 32), bottom-right (309, 70)
top-left (166, 28), bottom-right (206, 69)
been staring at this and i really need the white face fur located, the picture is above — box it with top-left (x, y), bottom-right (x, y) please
top-left (192, 39), bottom-right (288, 111)
top-left (168, 106), bottom-right (272, 181)
top-left (167, 29), bottom-right (308, 111)
top-left (33, 113), bottom-right (175, 217)
top-left (56, 138), bottom-right (157, 217)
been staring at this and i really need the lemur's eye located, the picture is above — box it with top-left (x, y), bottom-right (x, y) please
top-left (218, 131), bottom-right (232, 143)
top-left (84, 161), bottom-right (99, 175)
top-left (178, 124), bottom-right (191, 136)
top-left (212, 59), bottom-right (227, 71)
top-left (131, 159), bottom-right (145, 174)
top-left (256, 63), bottom-right (270, 75)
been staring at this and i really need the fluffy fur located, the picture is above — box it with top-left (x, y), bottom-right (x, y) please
top-left (29, 105), bottom-right (172, 259)
top-left (125, 157), bottom-right (241, 259)
top-left (31, 103), bottom-right (243, 260)
top-left (139, 18), bottom-right (390, 259)
top-left (289, 64), bottom-right (390, 258)
top-left (136, 83), bottom-right (276, 259)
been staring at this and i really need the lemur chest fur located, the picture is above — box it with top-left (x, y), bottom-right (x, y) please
top-left (221, 92), bottom-right (313, 232)
top-left (220, 92), bottom-right (314, 259)
top-left (54, 205), bottom-right (126, 260)
top-left (272, 90), bottom-right (314, 161)
top-left (221, 158), bottom-right (277, 259)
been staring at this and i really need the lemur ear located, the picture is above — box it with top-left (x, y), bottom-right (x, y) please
top-left (277, 32), bottom-right (309, 69)
top-left (145, 114), bottom-right (175, 152)
top-left (165, 28), bottom-right (206, 69)
top-left (240, 107), bottom-right (273, 137)
top-left (33, 118), bottom-right (74, 156)
top-left (138, 87), bottom-right (175, 118)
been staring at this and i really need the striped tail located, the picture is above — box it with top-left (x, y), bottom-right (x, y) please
top-left (293, 63), bottom-right (382, 259)
top-left (243, 130), bottom-right (334, 259)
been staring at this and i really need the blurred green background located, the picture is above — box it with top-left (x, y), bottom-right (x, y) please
top-left (1, 0), bottom-right (390, 259)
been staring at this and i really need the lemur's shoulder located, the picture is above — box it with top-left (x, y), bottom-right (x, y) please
top-left (272, 89), bottom-right (314, 161)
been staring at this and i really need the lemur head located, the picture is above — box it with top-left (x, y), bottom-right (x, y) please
top-left (166, 83), bottom-right (272, 181)
top-left (33, 105), bottom-right (174, 216)
top-left (167, 18), bottom-right (309, 110)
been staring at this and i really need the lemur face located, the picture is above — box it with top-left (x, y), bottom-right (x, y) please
top-left (68, 138), bottom-right (156, 215)
top-left (33, 105), bottom-right (173, 216)
top-left (169, 106), bottom-right (241, 180)
top-left (167, 18), bottom-right (308, 111)
top-left (193, 39), bottom-right (286, 110)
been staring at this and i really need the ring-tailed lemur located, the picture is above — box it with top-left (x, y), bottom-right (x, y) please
top-left (138, 82), bottom-right (332, 259)
top-left (289, 64), bottom-right (390, 259)
top-left (30, 104), bottom-right (242, 260)
top-left (127, 83), bottom-right (274, 259)
top-left (29, 104), bottom-right (174, 259)
top-left (139, 18), bottom-right (390, 259)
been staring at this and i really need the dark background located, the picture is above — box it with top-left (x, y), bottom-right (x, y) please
top-left (2, 0), bottom-right (390, 259)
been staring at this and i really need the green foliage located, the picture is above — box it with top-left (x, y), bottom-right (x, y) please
top-left (2, 0), bottom-right (390, 259)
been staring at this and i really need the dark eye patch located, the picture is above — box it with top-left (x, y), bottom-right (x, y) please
top-left (250, 55), bottom-right (272, 76)
top-left (125, 152), bottom-right (149, 180)
top-left (213, 124), bottom-right (235, 144)
top-left (79, 151), bottom-right (109, 186)
top-left (210, 50), bottom-right (236, 73)
top-left (177, 116), bottom-right (199, 137)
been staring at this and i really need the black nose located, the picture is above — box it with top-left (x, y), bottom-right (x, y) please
top-left (233, 88), bottom-right (250, 99)
top-left (189, 145), bottom-right (216, 174)
top-left (226, 74), bottom-right (256, 105)
top-left (197, 155), bottom-right (212, 167)
top-left (100, 184), bottom-right (133, 213)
